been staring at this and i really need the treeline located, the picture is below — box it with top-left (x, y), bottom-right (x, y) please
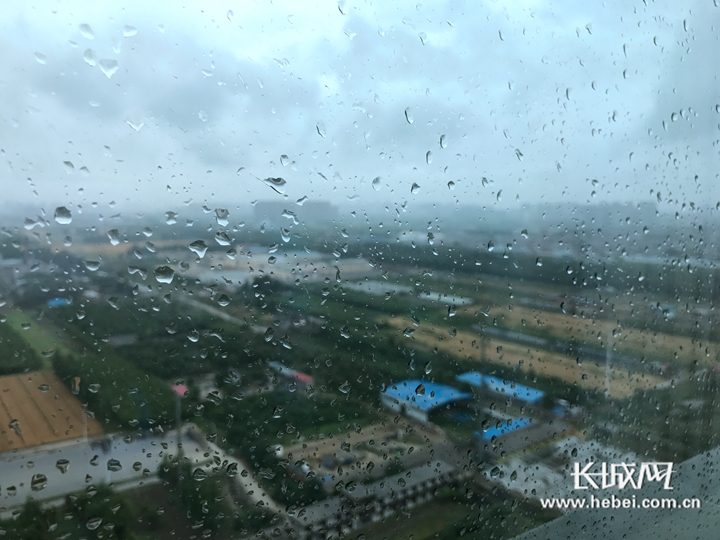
top-left (201, 390), bottom-right (380, 508)
top-left (342, 241), bottom-right (719, 298)
top-left (44, 299), bottom-right (269, 382)
top-left (52, 351), bottom-right (175, 430)
top-left (0, 484), bottom-right (157, 540)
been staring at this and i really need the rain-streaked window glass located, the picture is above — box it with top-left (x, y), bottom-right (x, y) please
top-left (0, 1), bottom-right (717, 539)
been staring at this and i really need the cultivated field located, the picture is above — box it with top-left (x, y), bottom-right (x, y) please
top-left (0, 371), bottom-right (103, 453)
top-left (385, 318), bottom-right (665, 399)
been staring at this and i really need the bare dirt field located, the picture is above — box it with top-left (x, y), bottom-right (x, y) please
top-left (384, 318), bottom-right (664, 399)
top-left (283, 419), bottom-right (442, 465)
top-left (0, 371), bottom-right (103, 453)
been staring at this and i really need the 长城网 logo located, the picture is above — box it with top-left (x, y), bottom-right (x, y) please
top-left (572, 462), bottom-right (674, 490)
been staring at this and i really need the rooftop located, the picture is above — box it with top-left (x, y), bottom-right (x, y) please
top-left (456, 372), bottom-right (545, 404)
top-left (382, 380), bottom-right (473, 412)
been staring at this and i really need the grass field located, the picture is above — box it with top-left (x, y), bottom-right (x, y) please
top-left (4, 310), bottom-right (72, 368)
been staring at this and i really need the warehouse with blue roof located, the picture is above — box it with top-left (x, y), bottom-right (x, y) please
top-left (476, 417), bottom-right (533, 441)
top-left (456, 372), bottom-right (545, 405)
top-left (380, 380), bottom-right (473, 422)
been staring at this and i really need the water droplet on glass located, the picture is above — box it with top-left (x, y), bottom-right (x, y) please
top-left (107, 229), bottom-right (120, 246)
top-left (447, 181), bottom-right (455, 190)
top-left (262, 177), bottom-right (287, 194)
top-left (418, 32), bottom-right (427, 44)
top-left (415, 384), bottom-right (426, 395)
top-left (440, 134), bottom-right (447, 148)
top-left (41, 348), bottom-right (56, 358)
top-left (404, 107), bottom-right (414, 124)
top-left (425, 151), bottom-right (433, 164)
top-left (515, 149), bottom-right (524, 161)
top-left (215, 208), bottom-right (229, 226)
top-left (316, 121), bottom-right (326, 138)
top-left (79, 24), bottom-right (95, 39)
top-left (35, 52), bottom-right (47, 65)
top-left (98, 59), bottom-right (119, 78)
top-left (280, 155), bottom-right (290, 166)
top-left (192, 468), bottom-right (208, 481)
top-left (84, 261), bottom-right (101, 272)
top-left (338, 381), bottom-right (351, 394)
top-left (188, 240), bottom-right (208, 258)
top-left (187, 330), bottom-right (200, 343)
top-left (54, 206), bottom-right (73, 224)
top-left (30, 473), bottom-right (47, 491)
top-left (227, 463), bottom-right (238, 477)
top-left (38, 384), bottom-right (50, 393)
top-left (107, 459), bottom-right (122, 472)
top-left (165, 211), bottom-right (178, 225)
top-left (56, 459), bottom-right (70, 473)
top-left (122, 25), bottom-right (138, 37)
top-left (410, 183), bottom-right (421, 195)
top-left (403, 327), bottom-right (415, 337)
top-left (264, 327), bottom-right (275, 342)
top-left (83, 49), bottom-right (97, 66)
top-left (268, 255), bottom-right (277, 265)
top-left (215, 231), bottom-right (231, 246)
top-left (126, 118), bottom-right (144, 131)
top-left (86, 517), bottom-right (103, 531)
top-left (64, 161), bottom-right (75, 174)
top-left (154, 266), bottom-right (175, 284)
top-left (217, 294), bottom-right (230, 307)
top-left (9, 419), bottom-right (21, 436)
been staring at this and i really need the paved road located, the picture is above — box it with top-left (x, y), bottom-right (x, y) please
top-left (178, 296), bottom-right (248, 327)
top-left (195, 430), bottom-right (284, 515)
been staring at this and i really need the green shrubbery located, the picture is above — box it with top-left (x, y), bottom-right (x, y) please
top-left (52, 351), bottom-right (175, 430)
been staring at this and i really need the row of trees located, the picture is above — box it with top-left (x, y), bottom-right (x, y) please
top-left (52, 351), bottom-right (175, 430)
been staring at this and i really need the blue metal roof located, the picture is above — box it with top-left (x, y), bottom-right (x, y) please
top-left (382, 380), bottom-right (473, 412)
top-left (456, 372), bottom-right (545, 404)
top-left (477, 417), bottom-right (533, 440)
top-left (47, 297), bottom-right (72, 307)
top-left (456, 372), bottom-right (484, 387)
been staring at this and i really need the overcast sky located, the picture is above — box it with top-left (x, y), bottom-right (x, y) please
top-left (1, 0), bottom-right (718, 221)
